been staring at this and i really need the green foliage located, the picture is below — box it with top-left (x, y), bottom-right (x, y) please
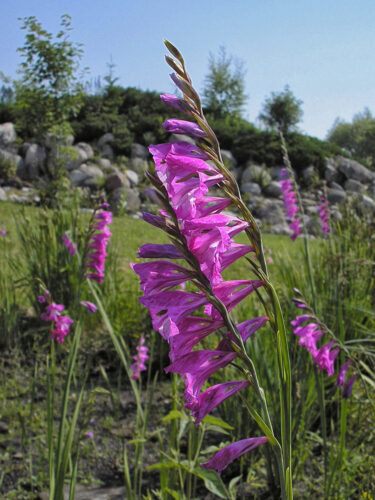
top-left (14, 14), bottom-right (85, 139)
top-left (327, 108), bottom-right (375, 168)
top-left (71, 86), bottom-right (171, 154)
top-left (0, 153), bottom-right (17, 179)
top-left (12, 203), bottom-right (86, 314)
top-left (259, 85), bottom-right (303, 135)
top-left (202, 46), bottom-right (247, 118)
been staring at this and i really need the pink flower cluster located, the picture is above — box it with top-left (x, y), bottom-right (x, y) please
top-left (132, 123), bottom-right (269, 471)
top-left (280, 168), bottom-right (301, 241)
top-left (39, 291), bottom-right (73, 343)
top-left (291, 299), bottom-right (356, 397)
top-left (85, 205), bottom-right (112, 284)
top-left (318, 197), bottom-right (330, 234)
top-left (130, 337), bottom-right (149, 380)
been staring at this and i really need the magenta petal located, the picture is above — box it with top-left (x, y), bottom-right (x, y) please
top-left (291, 315), bottom-right (313, 328)
top-left (201, 437), bottom-right (268, 474)
top-left (293, 323), bottom-right (323, 357)
top-left (160, 93), bottom-right (192, 114)
top-left (137, 244), bottom-right (183, 259)
top-left (140, 290), bottom-right (207, 330)
top-left (131, 261), bottom-right (192, 294)
top-left (168, 316), bottom-right (224, 361)
top-left (165, 350), bottom-right (237, 407)
top-left (205, 280), bottom-right (264, 318)
top-left (162, 119), bottom-right (207, 138)
top-left (80, 301), bottom-right (97, 314)
top-left (313, 341), bottom-right (340, 376)
top-left (237, 316), bottom-right (269, 342)
top-left (190, 380), bottom-right (249, 425)
top-left (342, 374), bottom-right (357, 398)
top-left (335, 360), bottom-right (351, 387)
top-left (220, 243), bottom-right (255, 271)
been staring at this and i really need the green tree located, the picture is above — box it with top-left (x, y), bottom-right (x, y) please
top-left (327, 108), bottom-right (375, 167)
top-left (202, 46), bottom-right (247, 118)
top-left (14, 14), bottom-right (85, 139)
top-left (259, 85), bottom-right (303, 135)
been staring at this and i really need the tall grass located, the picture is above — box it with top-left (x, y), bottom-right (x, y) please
top-left (0, 198), bottom-right (374, 498)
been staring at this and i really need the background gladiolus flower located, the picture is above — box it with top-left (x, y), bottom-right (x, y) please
top-left (40, 300), bottom-right (73, 343)
top-left (335, 360), bottom-right (351, 387)
top-left (318, 197), bottom-right (330, 234)
top-left (201, 437), bottom-right (268, 474)
top-left (80, 301), bottom-right (97, 314)
top-left (85, 209), bottom-right (112, 284)
top-left (280, 168), bottom-right (301, 241)
top-left (130, 337), bottom-right (149, 380)
top-left (342, 374), bottom-right (357, 398)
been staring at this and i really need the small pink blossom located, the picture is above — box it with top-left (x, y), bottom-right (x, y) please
top-left (130, 337), bottom-right (149, 380)
top-left (80, 301), bottom-right (97, 314)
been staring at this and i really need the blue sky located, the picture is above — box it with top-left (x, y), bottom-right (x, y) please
top-left (1, 0), bottom-right (374, 139)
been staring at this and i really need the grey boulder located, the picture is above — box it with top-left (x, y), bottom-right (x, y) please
top-left (0, 123), bottom-right (16, 146)
top-left (337, 156), bottom-right (375, 183)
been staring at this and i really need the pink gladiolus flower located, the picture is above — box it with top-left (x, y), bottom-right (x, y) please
top-left (133, 80), bottom-right (275, 466)
top-left (130, 261), bottom-right (193, 295)
top-left (162, 119), bottom-right (207, 138)
top-left (165, 350), bottom-right (237, 409)
top-left (84, 431), bottom-right (94, 439)
top-left (289, 218), bottom-right (302, 241)
top-left (160, 93), bottom-right (192, 114)
top-left (313, 341), bottom-right (340, 376)
top-left (201, 437), bottom-right (268, 474)
top-left (130, 337), bottom-right (149, 380)
top-left (191, 380), bottom-right (250, 425)
top-left (343, 374), bottom-right (357, 398)
top-left (40, 299), bottom-right (73, 343)
top-left (41, 302), bottom-right (65, 322)
top-left (80, 301), bottom-right (97, 314)
top-left (291, 315), bottom-right (313, 328)
top-left (38, 295), bottom-right (47, 303)
top-left (62, 234), bottom-right (77, 255)
top-left (0, 226), bottom-right (6, 236)
top-left (293, 323), bottom-right (324, 357)
top-left (138, 243), bottom-right (183, 259)
top-left (51, 315), bottom-right (73, 343)
top-left (335, 360), bottom-right (351, 387)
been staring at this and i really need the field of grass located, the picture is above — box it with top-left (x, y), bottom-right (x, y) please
top-left (0, 199), bottom-right (374, 499)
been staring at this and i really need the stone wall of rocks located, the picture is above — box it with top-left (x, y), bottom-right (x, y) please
top-left (1, 121), bottom-right (374, 234)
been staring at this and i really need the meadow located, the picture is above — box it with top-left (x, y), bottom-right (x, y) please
top-left (0, 193), bottom-right (374, 499)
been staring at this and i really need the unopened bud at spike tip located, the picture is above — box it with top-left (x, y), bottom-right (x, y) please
top-left (163, 39), bottom-right (185, 65)
top-left (165, 55), bottom-right (185, 77)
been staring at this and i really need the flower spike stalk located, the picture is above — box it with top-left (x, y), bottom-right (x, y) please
top-left (132, 40), bottom-right (293, 498)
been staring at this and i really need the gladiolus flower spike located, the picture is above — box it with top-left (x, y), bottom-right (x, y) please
top-left (39, 294), bottom-right (73, 344)
top-left (318, 197), bottom-right (330, 234)
top-left (85, 208), bottom-right (112, 284)
top-left (130, 337), bottom-right (149, 380)
top-left (130, 41), bottom-right (295, 477)
top-left (291, 292), bottom-right (356, 397)
top-left (280, 168), bottom-right (301, 241)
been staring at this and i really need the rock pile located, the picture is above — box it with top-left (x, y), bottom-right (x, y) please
top-left (0, 121), bottom-right (374, 233)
